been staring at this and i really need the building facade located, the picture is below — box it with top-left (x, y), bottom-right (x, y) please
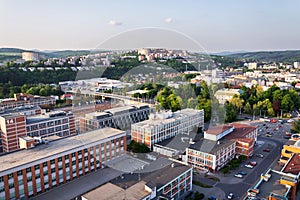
top-left (0, 127), bottom-right (126, 200)
top-left (131, 109), bottom-right (204, 148)
top-left (0, 94), bottom-right (55, 110)
top-left (186, 123), bottom-right (257, 172)
top-left (79, 105), bottom-right (152, 133)
top-left (187, 139), bottom-right (236, 172)
top-left (214, 89), bottom-right (243, 104)
top-left (0, 111), bottom-right (75, 153)
top-left (21, 52), bottom-right (40, 61)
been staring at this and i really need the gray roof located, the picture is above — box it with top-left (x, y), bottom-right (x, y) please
top-left (155, 131), bottom-right (197, 153)
top-left (188, 138), bottom-right (235, 154)
top-left (0, 127), bottom-right (125, 175)
top-left (111, 158), bottom-right (191, 190)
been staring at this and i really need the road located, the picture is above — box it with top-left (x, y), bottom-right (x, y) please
top-left (215, 137), bottom-right (283, 199)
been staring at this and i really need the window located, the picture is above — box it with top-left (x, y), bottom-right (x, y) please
top-left (43, 162), bottom-right (47, 167)
top-left (17, 171), bottom-right (22, 176)
top-left (9, 183), bottom-right (14, 189)
top-left (50, 160), bottom-right (55, 165)
top-left (26, 168), bottom-right (31, 173)
top-left (8, 174), bottom-right (13, 179)
top-left (35, 165), bottom-right (39, 170)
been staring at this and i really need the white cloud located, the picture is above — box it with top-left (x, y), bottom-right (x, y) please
top-left (165, 17), bottom-right (173, 23)
top-left (108, 20), bottom-right (123, 26)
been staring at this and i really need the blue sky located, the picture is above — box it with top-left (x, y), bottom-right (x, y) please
top-left (0, 0), bottom-right (299, 52)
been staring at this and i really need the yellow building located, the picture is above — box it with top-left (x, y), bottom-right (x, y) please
top-left (280, 140), bottom-right (299, 165)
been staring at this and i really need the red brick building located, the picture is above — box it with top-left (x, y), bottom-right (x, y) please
top-left (0, 110), bottom-right (75, 153)
top-left (0, 127), bottom-right (126, 200)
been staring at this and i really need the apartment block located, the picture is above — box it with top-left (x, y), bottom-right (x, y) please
top-left (131, 109), bottom-right (204, 148)
top-left (0, 127), bottom-right (126, 200)
top-left (0, 94), bottom-right (55, 110)
top-left (186, 123), bottom-right (257, 172)
top-left (0, 110), bottom-right (75, 153)
top-left (83, 159), bottom-right (193, 200)
top-left (0, 106), bottom-right (42, 153)
top-left (79, 105), bottom-right (152, 133)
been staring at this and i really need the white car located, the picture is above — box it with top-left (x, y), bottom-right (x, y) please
top-left (287, 119), bottom-right (294, 123)
top-left (245, 164), bottom-right (253, 169)
top-left (227, 193), bottom-right (234, 199)
top-left (234, 174), bottom-right (243, 178)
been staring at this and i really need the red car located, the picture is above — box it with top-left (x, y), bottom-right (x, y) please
top-left (263, 148), bottom-right (270, 152)
top-left (249, 161), bottom-right (257, 166)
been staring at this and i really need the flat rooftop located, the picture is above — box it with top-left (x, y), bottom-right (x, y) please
top-left (0, 127), bottom-right (125, 175)
top-left (254, 170), bottom-right (295, 199)
top-left (82, 181), bottom-right (150, 200)
top-left (224, 123), bottom-right (257, 140)
top-left (0, 105), bottom-right (41, 116)
top-left (189, 138), bottom-right (235, 154)
top-left (206, 124), bottom-right (233, 135)
top-left (104, 105), bottom-right (137, 115)
top-left (85, 111), bottom-right (111, 119)
top-left (111, 158), bottom-right (191, 190)
top-left (26, 111), bottom-right (73, 124)
top-left (132, 108), bottom-right (202, 129)
top-left (282, 153), bottom-right (300, 175)
top-left (155, 131), bottom-right (197, 153)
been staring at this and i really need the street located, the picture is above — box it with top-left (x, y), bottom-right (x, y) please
top-left (192, 119), bottom-right (292, 200)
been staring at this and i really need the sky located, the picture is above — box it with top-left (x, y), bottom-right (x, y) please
top-left (0, 0), bottom-right (300, 53)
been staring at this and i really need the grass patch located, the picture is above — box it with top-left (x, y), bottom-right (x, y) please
top-left (192, 180), bottom-right (213, 188)
top-left (205, 175), bottom-right (220, 182)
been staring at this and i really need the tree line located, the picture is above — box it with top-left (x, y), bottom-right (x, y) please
top-left (0, 83), bottom-right (64, 99)
top-left (228, 85), bottom-right (300, 118)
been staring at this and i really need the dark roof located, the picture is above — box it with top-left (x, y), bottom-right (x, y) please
top-left (188, 138), bottom-right (235, 154)
top-left (206, 125), bottom-right (233, 135)
top-left (224, 123), bottom-right (257, 140)
top-left (155, 132), bottom-right (197, 152)
top-left (282, 153), bottom-right (300, 175)
top-left (111, 158), bottom-right (191, 190)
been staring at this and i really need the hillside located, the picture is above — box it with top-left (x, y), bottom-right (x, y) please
top-left (228, 50), bottom-right (300, 63)
top-left (0, 48), bottom-right (92, 62)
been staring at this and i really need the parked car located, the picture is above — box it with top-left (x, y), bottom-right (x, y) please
top-left (287, 119), bottom-right (294, 123)
top-left (238, 171), bottom-right (247, 175)
top-left (249, 161), bottom-right (257, 166)
top-left (245, 164), bottom-right (253, 169)
top-left (234, 174), bottom-right (243, 178)
top-left (256, 154), bottom-right (264, 158)
top-left (265, 133), bottom-right (272, 137)
top-left (263, 148), bottom-right (271, 152)
top-left (227, 193), bottom-right (234, 199)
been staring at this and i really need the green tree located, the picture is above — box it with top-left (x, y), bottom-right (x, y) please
top-left (230, 95), bottom-right (244, 114)
top-left (187, 98), bottom-right (198, 109)
top-left (282, 94), bottom-right (294, 111)
top-left (244, 102), bottom-right (252, 115)
top-left (291, 119), bottom-right (300, 133)
top-left (225, 103), bottom-right (237, 122)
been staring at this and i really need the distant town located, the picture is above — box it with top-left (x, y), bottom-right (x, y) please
top-left (1, 47), bottom-right (300, 200)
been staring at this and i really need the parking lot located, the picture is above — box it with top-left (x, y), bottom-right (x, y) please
top-left (208, 119), bottom-right (293, 199)
top-left (250, 119), bottom-right (292, 141)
